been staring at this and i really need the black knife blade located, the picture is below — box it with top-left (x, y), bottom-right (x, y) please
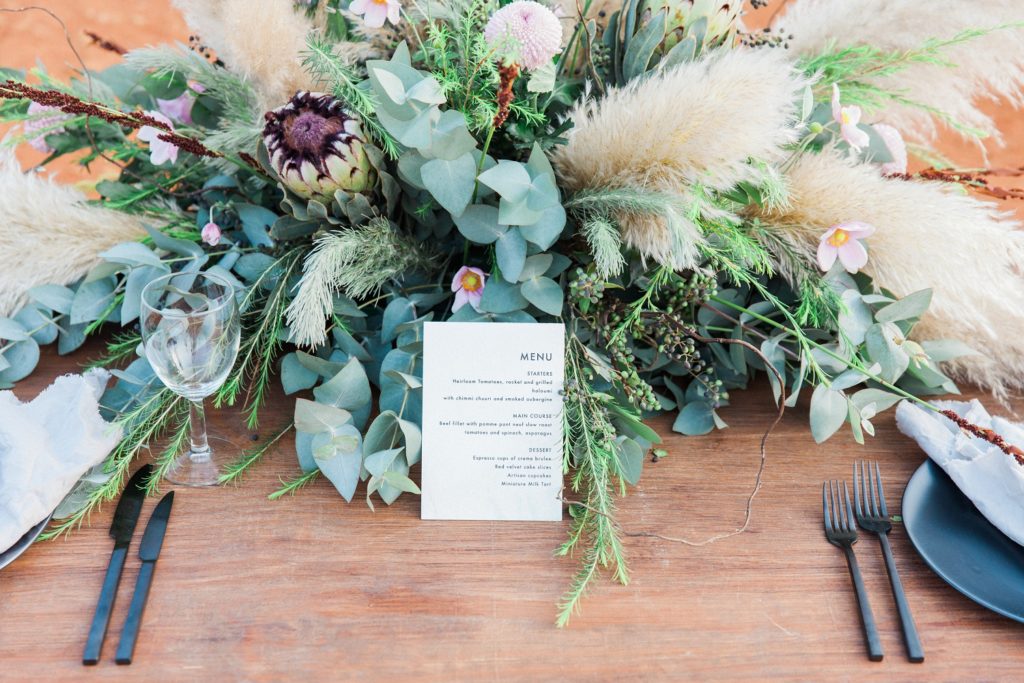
top-left (115, 491), bottom-right (174, 665)
top-left (82, 464), bottom-right (153, 665)
top-left (109, 465), bottom-right (152, 545)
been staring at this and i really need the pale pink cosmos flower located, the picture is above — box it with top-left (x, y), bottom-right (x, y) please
top-left (872, 123), bottom-right (907, 176)
top-left (831, 84), bottom-right (870, 152)
top-left (484, 0), bottom-right (563, 70)
top-left (157, 81), bottom-right (205, 126)
top-left (349, 0), bottom-right (401, 29)
top-left (137, 110), bottom-right (179, 166)
top-left (201, 221), bottom-right (222, 246)
top-left (817, 221), bottom-right (876, 274)
top-left (23, 102), bottom-right (68, 153)
top-left (451, 266), bottom-right (487, 312)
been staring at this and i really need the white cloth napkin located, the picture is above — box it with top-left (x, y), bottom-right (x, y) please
top-left (896, 399), bottom-right (1024, 546)
top-left (0, 370), bottom-right (122, 550)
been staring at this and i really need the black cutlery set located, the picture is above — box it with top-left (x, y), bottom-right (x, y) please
top-left (83, 464), bottom-right (173, 666)
top-left (823, 460), bottom-right (923, 663)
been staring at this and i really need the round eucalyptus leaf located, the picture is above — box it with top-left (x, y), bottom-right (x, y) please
top-left (520, 276), bottom-right (564, 316)
top-left (673, 400), bottom-right (715, 436)
top-left (809, 385), bottom-right (849, 444)
top-left (0, 317), bottom-right (29, 342)
top-left (281, 353), bottom-right (320, 395)
top-left (14, 305), bottom-right (58, 345)
top-left (0, 337), bottom-right (40, 384)
top-left (311, 424), bottom-right (364, 503)
top-left (479, 279), bottom-right (528, 314)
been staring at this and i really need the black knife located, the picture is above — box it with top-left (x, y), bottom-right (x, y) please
top-left (82, 464), bottom-right (153, 665)
top-left (115, 491), bottom-right (174, 665)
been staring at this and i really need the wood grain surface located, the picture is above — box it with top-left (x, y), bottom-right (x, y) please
top-left (3, 349), bottom-right (1024, 682)
top-left (1, 2), bottom-right (1023, 681)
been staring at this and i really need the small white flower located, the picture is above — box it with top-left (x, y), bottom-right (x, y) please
top-left (136, 111), bottom-right (179, 166)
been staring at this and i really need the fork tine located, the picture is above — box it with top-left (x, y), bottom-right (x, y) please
top-left (833, 480), bottom-right (846, 532)
top-left (872, 462), bottom-right (880, 516)
top-left (828, 480), bottom-right (836, 531)
top-left (822, 482), bottom-right (832, 533)
top-left (843, 481), bottom-right (855, 533)
top-left (863, 460), bottom-right (876, 516)
top-left (874, 461), bottom-right (889, 517)
top-left (853, 462), bottom-right (863, 518)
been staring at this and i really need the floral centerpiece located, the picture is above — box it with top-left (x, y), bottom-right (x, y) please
top-left (1, 0), bottom-right (1023, 625)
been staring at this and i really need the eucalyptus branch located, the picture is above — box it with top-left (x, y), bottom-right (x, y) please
top-left (709, 294), bottom-right (941, 412)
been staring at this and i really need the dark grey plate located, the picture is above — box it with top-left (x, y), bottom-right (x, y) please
top-left (902, 459), bottom-right (1024, 623)
top-left (0, 513), bottom-right (53, 571)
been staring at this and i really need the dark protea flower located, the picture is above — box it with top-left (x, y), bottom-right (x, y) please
top-left (263, 91), bottom-right (376, 201)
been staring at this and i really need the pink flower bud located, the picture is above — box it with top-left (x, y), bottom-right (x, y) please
top-left (201, 221), bottom-right (222, 247)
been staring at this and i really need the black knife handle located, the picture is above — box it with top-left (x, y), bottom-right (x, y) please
top-left (82, 545), bottom-right (129, 665)
top-left (115, 561), bottom-right (155, 665)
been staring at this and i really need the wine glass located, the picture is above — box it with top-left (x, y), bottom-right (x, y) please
top-left (140, 271), bottom-right (240, 486)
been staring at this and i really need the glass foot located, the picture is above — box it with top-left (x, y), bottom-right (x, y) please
top-left (163, 435), bottom-right (243, 487)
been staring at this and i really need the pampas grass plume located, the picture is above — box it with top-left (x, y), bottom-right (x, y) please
top-left (776, 0), bottom-right (1024, 145)
top-left (759, 149), bottom-right (1024, 396)
top-left (0, 154), bottom-right (146, 316)
top-left (172, 0), bottom-right (319, 111)
top-left (552, 48), bottom-right (808, 268)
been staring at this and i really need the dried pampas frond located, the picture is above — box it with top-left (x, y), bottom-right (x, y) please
top-left (552, 49), bottom-right (808, 268)
top-left (172, 0), bottom-right (319, 111)
top-left (580, 215), bottom-right (626, 278)
top-left (0, 154), bottom-right (146, 317)
top-left (777, 0), bottom-right (1024, 144)
top-left (757, 149), bottom-right (1024, 396)
top-left (286, 219), bottom-right (437, 347)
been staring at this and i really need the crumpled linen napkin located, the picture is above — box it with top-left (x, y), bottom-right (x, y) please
top-left (0, 369), bottom-right (122, 551)
top-left (896, 399), bottom-right (1024, 547)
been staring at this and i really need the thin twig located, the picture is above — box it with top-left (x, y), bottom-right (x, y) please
top-left (624, 329), bottom-right (787, 547)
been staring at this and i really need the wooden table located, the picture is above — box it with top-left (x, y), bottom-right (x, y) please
top-left (3, 1), bottom-right (1024, 679)
top-left (2, 343), bottom-right (1022, 681)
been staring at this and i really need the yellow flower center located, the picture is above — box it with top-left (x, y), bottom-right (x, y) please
top-left (840, 109), bottom-right (852, 125)
top-left (460, 272), bottom-right (482, 292)
top-left (372, 0), bottom-right (388, 4)
top-left (827, 229), bottom-right (850, 247)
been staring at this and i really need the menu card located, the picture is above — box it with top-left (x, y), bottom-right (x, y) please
top-left (420, 322), bottom-right (565, 521)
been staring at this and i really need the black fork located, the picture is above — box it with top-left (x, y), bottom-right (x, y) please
top-left (823, 480), bottom-right (883, 662)
top-left (854, 460), bottom-right (924, 662)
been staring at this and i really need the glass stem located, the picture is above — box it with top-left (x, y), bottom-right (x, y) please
top-left (189, 399), bottom-right (211, 460)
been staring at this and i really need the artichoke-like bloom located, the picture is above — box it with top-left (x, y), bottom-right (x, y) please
top-left (263, 91), bottom-right (376, 201)
top-left (642, 0), bottom-right (742, 51)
